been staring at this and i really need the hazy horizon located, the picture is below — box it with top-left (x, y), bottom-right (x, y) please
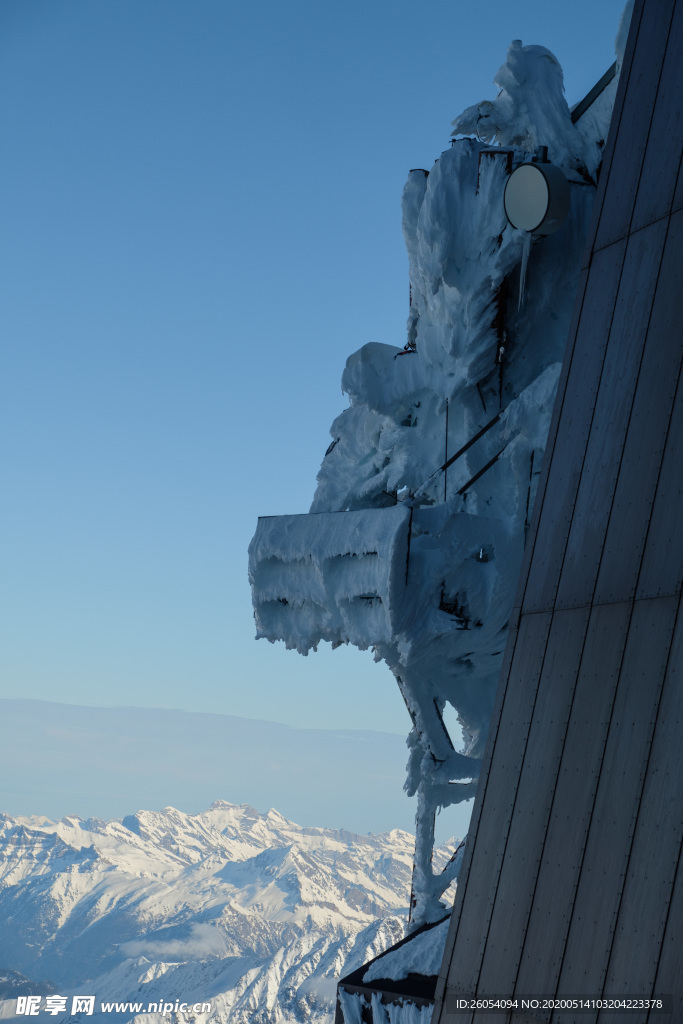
top-left (0, 697), bottom-right (471, 843)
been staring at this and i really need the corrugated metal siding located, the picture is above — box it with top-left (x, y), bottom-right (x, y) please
top-left (432, 0), bottom-right (683, 1019)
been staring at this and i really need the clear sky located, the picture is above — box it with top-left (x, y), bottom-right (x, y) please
top-left (1, 0), bottom-right (626, 748)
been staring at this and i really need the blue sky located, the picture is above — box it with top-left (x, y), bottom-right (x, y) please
top-left (1, 0), bottom-right (625, 751)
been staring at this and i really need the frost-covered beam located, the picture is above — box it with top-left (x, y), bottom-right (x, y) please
top-left (249, 505), bottom-right (410, 654)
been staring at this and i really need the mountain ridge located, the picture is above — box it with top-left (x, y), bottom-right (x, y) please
top-left (0, 800), bottom-right (458, 1023)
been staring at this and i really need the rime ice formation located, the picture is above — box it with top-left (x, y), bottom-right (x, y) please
top-left (452, 42), bottom-right (601, 177)
top-left (339, 988), bottom-right (433, 1024)
top-left (250, 30), bottom-right (623, 935)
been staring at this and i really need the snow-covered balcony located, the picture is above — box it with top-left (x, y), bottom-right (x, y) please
top-left (249, 504), bottom-right (411, 655)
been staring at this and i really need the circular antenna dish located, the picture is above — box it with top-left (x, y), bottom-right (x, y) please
top-left (504, 162), bottom-right (570, 235)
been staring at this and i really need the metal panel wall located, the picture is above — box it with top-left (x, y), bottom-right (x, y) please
top-left (593, 209), bottom-right (683, 606)
top-left (596, 604), bottom-right (683, 1020)
top-left (508, 267), bottom-right (590, 622)
top-left (630, 1), bottom-right (683, 232)
top-left (637, 372), bottom-right (683, 599)
top-left (432, 0), bottom-right (683, 1020)
top-left (592, 0), bottom-right (676, 252)
top-left (555, 220), bottom-right (667, 610)
top-left (554, 598), bottom-right (678, 1009)
top-left (512, 602), bottom-right (634, 1003)
top-left (476, 607), bottom-right (592, 996)
top-left (522, 242), bottom-right (626, 613)
top-left (441, 611), bottom-right (553, 995)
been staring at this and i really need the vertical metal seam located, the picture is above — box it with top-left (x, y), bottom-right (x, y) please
top-left (514, 265), bottom-right (592, 614)
top-left (587, 0), bottom-right (646, 251)
top-left (672, 141), bottom-right (683, 215)
top-left (504, 603), bottom-right (682, 1013)
top-left (528, 236), bottom-right (628, 614)
top-left (632, 288), bottom-right (683, 600)
top-left (546, 600), bottom-right (642, 1020)
top-left (465, 609), bottom-right (570, 998)
top-left (646, 802), bottom-right (683, 1024)
top-left (627, 1), bottom-right (680, 236)
top-left (502, 603), bottom-right (629, 1019)
top-left (574, 214), bottom-right (672, 607)
top-left (432, 622), bottom-right (527, 1023)
top-left (597, 593), bottom-right (683, 1018)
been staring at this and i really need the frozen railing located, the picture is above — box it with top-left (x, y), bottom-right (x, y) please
top-left (414, 408), bottom-right (508, 503)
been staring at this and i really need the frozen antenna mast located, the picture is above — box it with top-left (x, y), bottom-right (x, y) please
top-left (249, 22), bottom-right (624, 939)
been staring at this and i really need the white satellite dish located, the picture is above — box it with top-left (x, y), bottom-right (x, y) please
top-left (504, 161), bottom-right (570, 235)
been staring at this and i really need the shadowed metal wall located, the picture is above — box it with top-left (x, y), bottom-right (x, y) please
top-left (432, 0), bottom-right (683, 1020)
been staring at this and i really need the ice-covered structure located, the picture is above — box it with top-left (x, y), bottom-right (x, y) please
top-left (432, 0), bottom-right (683, 1015)
top-left (249, 18), bottom-right (625, 946)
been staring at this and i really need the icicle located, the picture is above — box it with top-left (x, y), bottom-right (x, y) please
top-left (518, 231), bottom-right (532, 310)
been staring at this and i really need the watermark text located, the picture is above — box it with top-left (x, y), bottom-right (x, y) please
top-left (16, 996), bottom-right (213, 1017)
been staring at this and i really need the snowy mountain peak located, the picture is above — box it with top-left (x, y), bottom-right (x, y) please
top-left (0, 802), bottom-right (459, 1023)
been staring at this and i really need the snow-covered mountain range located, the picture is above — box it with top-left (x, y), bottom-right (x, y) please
top-left (0, 802), bottom-right (457, 1024)
top-left (0, 699), bottom-right (445, 840)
